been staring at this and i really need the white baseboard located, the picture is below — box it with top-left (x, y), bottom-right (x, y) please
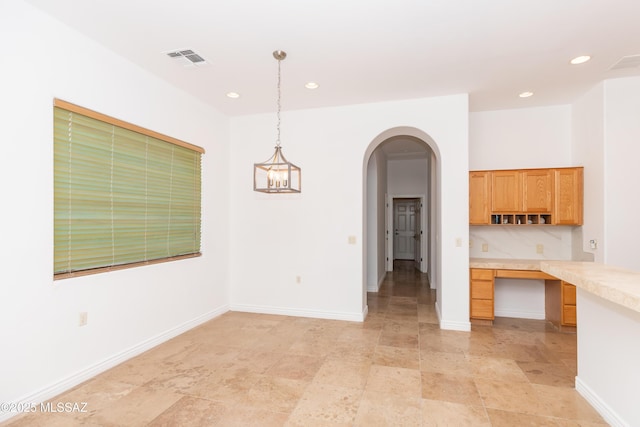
top-left (230, 303), bottom-right (365, 322)
top-left (0, 305), bottom-right (228, 424)
top-left (435, 301), bottom-right (471, 331)
top-left (575, 376), bottom-right (629, 427)
top-left (439, 319), bottom-right (472, 331)
top-left (494, 308), bottom-right (545, 320)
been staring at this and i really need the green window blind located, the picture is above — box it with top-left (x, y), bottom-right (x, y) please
top-left (53, 100), bottom-right (203, 278)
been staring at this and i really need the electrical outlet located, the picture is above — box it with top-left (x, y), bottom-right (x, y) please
top-left (589, 239), bottom-right (598, 249)
top-left (536, 244), bottom-right (544, 254)
top-left (481, 243), bottom-right (488, 252)
top-left (78, 312), bottom-right (88, 327)
top-left (296, 276), bottom-right (302, 284)
top-left (455, 238), bottom-right (462, 247)
top-left (348, 236), bottom-right (356, 245)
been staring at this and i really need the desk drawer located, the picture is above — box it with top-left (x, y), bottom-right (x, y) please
top-left (471, 299), bottom-right (494, 319)
top-left (471, 269), bottom-right (494, 280)
top-left (563, 283), bottom-right (576, 305)
top-left (563, 305), bottom-right (577, 326)
top-left (471, 280), bottom-right (493, 299)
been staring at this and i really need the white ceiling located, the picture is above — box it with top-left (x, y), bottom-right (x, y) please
top-left (25, 0), bottom-right (640, 117)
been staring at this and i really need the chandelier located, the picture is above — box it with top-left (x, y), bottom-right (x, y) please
top-left (253, 50), bottom-right (301, 193)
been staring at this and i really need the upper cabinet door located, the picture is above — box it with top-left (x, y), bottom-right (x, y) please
top-left (523, 169), bottom-right (554, 213)
top-left (469, 171), bottom-right (491, 224)
top-left (491, 170), bottom-right (522, 212)
top-left (554, 167), bottom-right (584, 225)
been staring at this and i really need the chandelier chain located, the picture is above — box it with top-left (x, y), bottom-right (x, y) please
top-left (276, 56), bottom-right (281, 148)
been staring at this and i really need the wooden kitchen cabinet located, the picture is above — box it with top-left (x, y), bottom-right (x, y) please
top-left (491, 170), bottom-right (522, 213)
top-left (554, 167), bottom-right (583, 225)
top-left (469, 171), bottom-right (491, 225)
top-left (470, 268), bottom-right (495, 321)
top-left (469, 166), bottom-right (583, 226)
top-left (523, 169), bottom-right (553, 213)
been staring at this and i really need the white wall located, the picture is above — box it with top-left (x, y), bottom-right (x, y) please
top-left (0, 0), bottom-right (230, 412)
top-left (576, 290), bottom-right (640, 427)
top-left (603, 77), bottom-right (640, 271)
top-left (572, 83), bottom-right (605, 263)
top-left (571, 76), bottom-right (640, 271)
top-left (469, 105), bottom-right (572, 170)
top-left (469, 105), bottom-right (575, 319)
top-left (388, 157), bottom-right (429, 194)
top-left (229, 97), bottom-right (470, 330)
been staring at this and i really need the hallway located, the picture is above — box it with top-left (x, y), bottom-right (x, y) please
top-left (4, 262), bottom-right (605, 426)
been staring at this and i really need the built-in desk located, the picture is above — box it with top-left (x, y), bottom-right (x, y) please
top-left (469, 258), bottom-right (576, 330)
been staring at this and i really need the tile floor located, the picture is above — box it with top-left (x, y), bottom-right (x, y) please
top-left (4, 261), bottom-right (607, 426)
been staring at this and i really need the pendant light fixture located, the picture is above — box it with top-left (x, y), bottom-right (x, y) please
top-left (253, 50), bottom-right (301, 193)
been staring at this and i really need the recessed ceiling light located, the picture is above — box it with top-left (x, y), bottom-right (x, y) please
top-left (305, 82), bottom-right (319, 89)
top-left (519, 91), bottom-right (534, 98)
top-left (226, 92), bottom-right (240, 99)
top-left (570, 55), bottom-right (591, 65)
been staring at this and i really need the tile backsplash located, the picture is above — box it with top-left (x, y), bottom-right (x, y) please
top-left (469, 226), bottom-right (574, 260)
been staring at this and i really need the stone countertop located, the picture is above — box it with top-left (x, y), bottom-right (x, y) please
top-left (540, 261), bottom-right (640, 314)
top-left (469, 258), bottom-right (546, 271)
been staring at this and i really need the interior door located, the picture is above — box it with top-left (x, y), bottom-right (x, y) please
top-left (394, 200), bottom-right (416, 260)
top-left (413, 201), bottom-right (421, 270)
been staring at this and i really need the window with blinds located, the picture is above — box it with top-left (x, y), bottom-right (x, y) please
top-left (53, 99), bottom-right (204, 279)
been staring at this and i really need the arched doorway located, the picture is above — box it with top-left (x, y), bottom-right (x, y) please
top-left (362, 127), bottom-right (442, 317)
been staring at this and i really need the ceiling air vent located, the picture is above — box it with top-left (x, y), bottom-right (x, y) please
top-left (165, 49), bottom-right (208, 67)
top-left (609, 54), bottom-right (640, 70)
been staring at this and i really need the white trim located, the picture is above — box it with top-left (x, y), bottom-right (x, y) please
top-left (0, 306), bottom-right (228, 424)
top-left (576, 376), bottom-right (629, 427)
top-left (494, 309), bottom-right (545, 320)
top-left (230, 303), bottom-right (366, 322)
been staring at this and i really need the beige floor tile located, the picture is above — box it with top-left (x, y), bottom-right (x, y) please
top-left (486, 408), bottom-right (564, 426)
top-left (378, 331), bottom-right (419, 349)
top-left (420, 350), bottom-right (474, 376)
top-left (313, 359), bottom-right (371, 389)
top-left (421, 371), bottom-right (483, 406)
top-left (517, 361), bottom-right (576, 387)
top-left (56, 377), bottom-right (136, 411)
top-left (287, 382), bottom-right (362, 426)
top-left (421, 330), bottom-right (470, 354)
top-left (244, 375), bottom-right (309, 413)
top-left (147, 396), bottom-right (230, 426)
top-left (531, 384), bottom-right (606, 423)
top-left (85, 385), bottom-right (183, 427)
top-left (365, 365), bottom-right (422, 398)
top-left (326, 340), bottom-right (376, 364)
top-left (421, 399), bottom-right (491, 427)
top-left (265, 354), bottom-right (324, 381)
top-left (372, 344), bottom-right (420, 369)
top-left (382, 319), bottom-right (420, 334)
top-left (216, 407), bottom-right (291, 427)
top-left (186, 366), bottom-right (262, 404)
top-left (354, 390), bottom-right (422, 427)
top-left (468, 355), bottom-right (530, 382)
top-left (474, 378), bottom-right (545, 415)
